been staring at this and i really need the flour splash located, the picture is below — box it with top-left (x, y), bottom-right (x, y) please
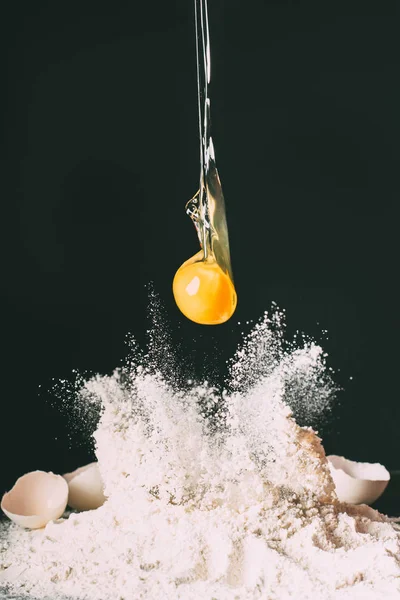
top-left (1, 305), bottom-right (399, 600)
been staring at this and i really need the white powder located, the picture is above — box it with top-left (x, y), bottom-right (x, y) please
top-left (1, 308), bottom-right (400, 599)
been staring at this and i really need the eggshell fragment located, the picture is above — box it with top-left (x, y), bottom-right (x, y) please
top-left (1, 471), bottom-right (68, 529)
top-left (327, 455), bottom-right (390, 505)
top-left (63, 462), bottom-right (106, 511)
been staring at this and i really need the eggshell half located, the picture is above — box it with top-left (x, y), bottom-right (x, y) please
top-left (327, 455), bottom-right (390, 505)
top-left (63, 462), bottom-right (106, 511)
top-left (1, 471), bottom-right (68, 529)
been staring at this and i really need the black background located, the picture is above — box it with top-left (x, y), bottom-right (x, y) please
top-left (0, 0), bottom-right (399, 510)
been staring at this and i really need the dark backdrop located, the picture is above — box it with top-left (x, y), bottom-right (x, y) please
top-left (0, 0), bottom-right (399, 507)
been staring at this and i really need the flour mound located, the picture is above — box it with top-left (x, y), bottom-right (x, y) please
top-left (1, 309), bottom-right (399, 599)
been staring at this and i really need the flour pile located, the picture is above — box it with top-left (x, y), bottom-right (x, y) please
top-left (1, 309), bottom-right (400, 599)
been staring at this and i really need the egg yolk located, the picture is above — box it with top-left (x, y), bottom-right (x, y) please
top-left (173, 259), bottom-right (237, 325)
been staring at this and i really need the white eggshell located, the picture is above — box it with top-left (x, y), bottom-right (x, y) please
top-left (327, 455), bottom-right (390, 505)
top-left (1, 471), bottom-right (68, 529)
top-left (63, 462), bottom-right (106, 511)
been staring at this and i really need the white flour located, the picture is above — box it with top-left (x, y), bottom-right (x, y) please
top-left (1, 309), bottom-right (400, 599)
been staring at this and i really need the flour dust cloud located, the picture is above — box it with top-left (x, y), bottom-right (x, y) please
top-left (1, 301), bottom-right (399, 600)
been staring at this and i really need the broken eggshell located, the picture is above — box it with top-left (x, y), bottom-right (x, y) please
top-left (63, 462), bottom-right (106, 511)
top-left (1, 471), bottom-right (68, 529)
top-left (327, 455), bottom-right (390, 505)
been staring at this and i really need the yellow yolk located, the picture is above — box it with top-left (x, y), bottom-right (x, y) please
top-left (173, 259), bottom-right (237, 325)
